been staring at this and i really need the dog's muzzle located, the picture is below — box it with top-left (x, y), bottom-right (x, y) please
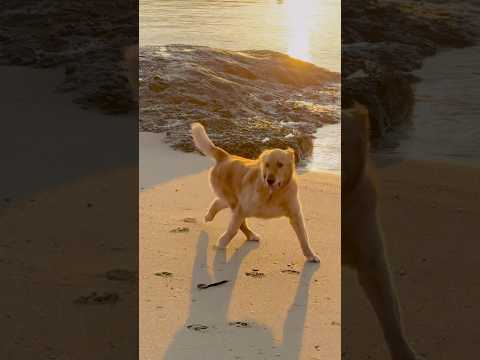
top-left (266, 175), bottom-right (276, 188)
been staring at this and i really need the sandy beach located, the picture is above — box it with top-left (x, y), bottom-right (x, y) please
top-left (0, 66), bottom-right (138, 360)
top-left (343, 159), bottom-right (480, 359)
top-left (139, 142), bottom-right (341, 360)
top-left (1, 167), bottom-right (138, 360)
top-left (1, 66), bottom-right (137, 200)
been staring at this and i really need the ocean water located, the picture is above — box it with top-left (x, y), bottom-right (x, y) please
top-left (140, 0), bottom-right (341, 172)
top-left (140, 0), bottom-right (340, 71)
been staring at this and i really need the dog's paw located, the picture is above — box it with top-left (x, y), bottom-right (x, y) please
top-left (204, 213), bottom-right (214, 222)
top-left (306, 253), bottom-right (320, 263)
top-left (247, 233), bottom-right (261, 242)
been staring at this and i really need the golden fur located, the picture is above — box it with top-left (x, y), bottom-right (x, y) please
top-left (191, 123), bottom-right (320, 262)
top-left (124, 45), bottom-right (138, 101)
top-left (342, 104), bottom-right (421, 360)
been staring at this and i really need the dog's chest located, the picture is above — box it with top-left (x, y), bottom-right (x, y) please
top-left (242, 193), bottom-right (285, 219)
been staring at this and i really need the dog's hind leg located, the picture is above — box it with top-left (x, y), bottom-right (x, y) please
top-left (356, 214), bottom-right (421, 360)
top-left (205, 198), bottom-right (228, 222)
top-left (240, 220), bottom-right (260, 242)
top-left (217, 208), bottom-right (244, 249)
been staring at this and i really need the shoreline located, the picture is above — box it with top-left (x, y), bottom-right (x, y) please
top-left (0, 2), bottom-right (136, 114)
top-left (140, 130), bottom-right (340, 192)
top-left (139, 132), bottom-right (212, 190)
top-left (139, 45), bottom-right (340, 163)
top-left (374, 45), bottom-right (480, 166)
top-left (343, 0), bottom-right (479, 138)
top-left (1, 65), bottom-right (137, 201)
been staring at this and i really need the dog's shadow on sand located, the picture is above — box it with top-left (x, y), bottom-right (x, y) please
top-left (163, 231), bottom-right (320, 360)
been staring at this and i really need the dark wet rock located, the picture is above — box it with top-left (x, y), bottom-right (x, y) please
top-left (140, 45), bottom-right (340, 161)
top-left (342, 0), bottom-right (478, 141)
top-left (343, 65), bottom-right (414, 137)
top-left (0, 1), bottom-right (137, 114)
top-left (343, 42), bottom-right (424, 77)
top-left (343, 0), bottom-right (477, 49)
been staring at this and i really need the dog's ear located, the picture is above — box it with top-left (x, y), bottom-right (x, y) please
top-left (286, 147), bottom-right (296, 164)
top-left (124, 45), bottom-right (138, 101)
top-left (342, 104), bottom-right (370, 193)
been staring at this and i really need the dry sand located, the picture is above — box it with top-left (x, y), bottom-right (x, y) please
top-left (343, 159), bottom-right (480, 359)
top-left (140, 132), bottom-right (211, 190)
top-left (140, 146), bottom-right (341, 359)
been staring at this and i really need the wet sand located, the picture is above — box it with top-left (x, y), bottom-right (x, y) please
top-left (1, 66), bottom-right (137, 200)
top-left (0, 66), bottom-right (138, 359)
top-left (0, 167), bottom-right (138, 360)
top-left (376, 46), bottom-right (480, 166)
top-left (343, 159), bottom-right (480, 359)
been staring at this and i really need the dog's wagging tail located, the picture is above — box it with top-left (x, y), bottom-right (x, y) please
top-left (190, 122), bottom-right (320, 263)
top-left (191, 123), bottom-right (229, 162)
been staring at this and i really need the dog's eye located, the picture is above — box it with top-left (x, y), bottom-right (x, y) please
top-left (277, 162), bottom-right (284, 168)
top-left (265, 163), bottom-right (270, 168)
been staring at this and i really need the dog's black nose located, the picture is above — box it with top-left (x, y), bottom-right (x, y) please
top-left (267, 178), bottom-right (275, 185)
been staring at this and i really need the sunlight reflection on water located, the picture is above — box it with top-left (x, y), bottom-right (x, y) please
top-left (140, 0), bottom-right (340, 71)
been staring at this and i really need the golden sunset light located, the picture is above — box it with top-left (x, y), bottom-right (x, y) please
top-left (284, 0), bottom-right (315, 62)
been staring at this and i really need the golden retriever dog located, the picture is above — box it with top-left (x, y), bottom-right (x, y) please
top-left (342, 104), bottom-right (421, 360)
top-left (191, 123), bottom-right (320, 262)
top-left (124, 45), bottom-right (138, 101)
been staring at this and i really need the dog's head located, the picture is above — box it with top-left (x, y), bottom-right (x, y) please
top-left (342, 102), bottom-right (370, 194)
top-left (259, 148), bottom-right (295, 191)
top-left (123, 45), bottom-right (138, 101)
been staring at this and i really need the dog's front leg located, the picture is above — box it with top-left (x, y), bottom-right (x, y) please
top-left (216, 207), bottom-right (244, 249)
top-left (288, 201), bottom-right (320, 263)
top-left (356, 213), bottom-right (421, 360)
top-left (240, 220), bottom-right (261, 242)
